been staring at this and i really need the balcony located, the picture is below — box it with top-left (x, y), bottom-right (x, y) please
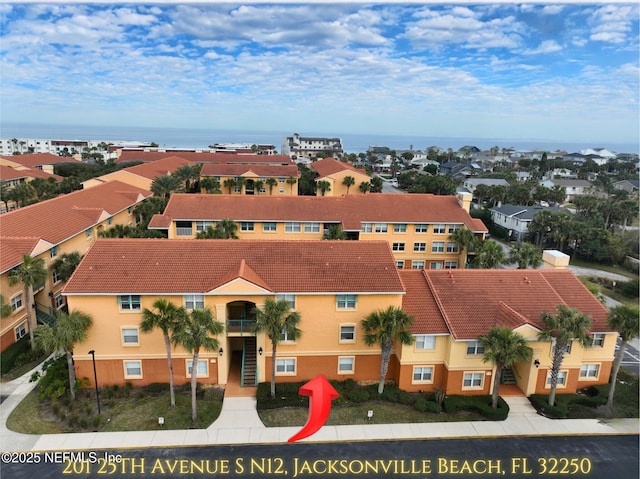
top-left (226, 318), bottom-right (256, 335)
top-left (176, 227), bottom-right (193, 236)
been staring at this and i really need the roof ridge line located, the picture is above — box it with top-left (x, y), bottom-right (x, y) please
top-left (422, 270), bottom-right (455, 338)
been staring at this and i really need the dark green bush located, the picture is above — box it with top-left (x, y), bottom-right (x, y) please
top-left (146, 382), bottom-right (170, 393)
top-left (347, 388), bottom-right (371, 403)
top-left (529, 394), bottom-right (568, 418)
top-left (1, 336), bottom-right (31, 374)
top-left (256, 382), bottom-right (308, 410)
top-left (414, 397), bottom-right (441, 413)
top-left (619, 278), bottom-right (639, 298)
top-left (443, 395), bottom-right (509, 420)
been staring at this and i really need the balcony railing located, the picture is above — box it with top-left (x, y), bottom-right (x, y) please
top-left (226, 319), bottom-right (256, 335)
top-left (176, 227), bottom-right (193, 236)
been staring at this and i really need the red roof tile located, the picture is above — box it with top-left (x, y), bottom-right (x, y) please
top-left (0, 153), bottom-right (81, 168)
top-left (117, 150), bottom-right (293, 165)
top-left (0, 237), bottom-right (42, 273)
top-left (63, 239), bottom-right (404, 295)
top-left (123, 156), bottom-right (196, 180)
top-left (0, 165), bottom-right (63, 182)
top-left (399, 270), bottom-right (449, 334)
top-left (310, 158), bottom-right (369, 179)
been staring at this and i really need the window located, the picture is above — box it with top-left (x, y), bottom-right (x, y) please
top-left (413, 242), bottom-right (426, 252)
top-left (187, 359), bottom-right (208, 377)
top-left (361, 223), bottom-right (373, 233)
top-left (285, 222), bottom-right (301, 233)
top-left (392, 242), bottom-right (405, 252)
top-left (340, 325), bottom-right (356, 342)
top-left (411, 260), bottom-right (425, 269)
top-left (280, 328), bottom-right (296, 342)
top-left (15, 323), bottom-right (26, 340)
top-left (444, 261), bottom-right (458, 269)
top-left (119, 295), bottom-right (141, 311)
top-left (85, 227), bottom-right (93, 238)
top-left (338, 357), bottom-right (355, 374)
top-left (580, 364), bottom-right (600, 379)
top-left (184, 294), bottom-right (204, 310)
top-left (124, 361), bottom-right (142, 378)
top-left (396, 261), bottom-right (404, 269)
top-left (466, 340), bottom-right (485, 355)
top-left (54, 295), bottom-right (65, 309)
top-left (122, 328), bottom-right (139, 345)
top-left (240, 222), bottom-right (254, 232)
top-left (336, 295), bottom-right (357, 309)
top-left (546, 370), bottom-right (568, 386)
top-left (374, 223), bottom-right (388, 233)
top-left (463, 372), bottom-right (483, 388)
top-left (591, 333), bottom-right (605, 347)
top-left (432, 241), bottom-right (445, 253)
top-left (433, 224), bottom-right (446, 234)
top-left (413, 366), bottom-right (434, 382)
top-left (195, 221), bottom-right (213, 232)
top-left (10, 294), bottom-right (22, 311)
top-left (393, 224), bottom-right (407, 233)
top-left (275, 294), bottom-right (296, 310)
top-left (50, 246), bottom-right (59, 259)
top-left (415, 335), bottom-right (436, 350)
top-left (176, 221), bottom-right (193, 236)
top-left (446, 242), bottom-right (459, 253)
top-left (279, 188), bottom-right (285, 194)
top-left (279, 178), bottom-right (285, 183)
top-left (276, 358), bottom-right (296, 374)
top-left (415, 224), bottom-right (428, 233)
top-left (108, 217), bottom-right (113, 225)
top-left (553, 342), bottom-right (572, 355)
top-left (263, 222), bottom-right (277, 232)
top-left (304, 222), bottom-right (320, 233)
top-left (52, 270), bottom-right (61, 284)
top-left (448, 224), bottom-right (461, 233)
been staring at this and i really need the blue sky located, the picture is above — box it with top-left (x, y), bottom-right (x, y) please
top-left (1, 2), bottom-right (638, 145)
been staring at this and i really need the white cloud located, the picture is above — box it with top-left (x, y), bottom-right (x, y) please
top-left (522, 40), bottom-right (563, 55)
top-left (589, 4), bottom-right (638, 44)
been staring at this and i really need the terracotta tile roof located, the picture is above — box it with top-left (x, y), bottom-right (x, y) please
top-left (422, 269), bottom-right (609, 339)
top-left (117, 150), bottom-right (293, 165)
top-left (0, 153), bottom-right (81, 168)
top-left (63, 239), bottom-right (404, 294)
top-left (0, 165), bottom-right (63, 182)
top-left (310, 157), bottom-right (369, 179)
top-left (214, 259), bottom-right (272, 291)
top-left (200, 163), bottom-right (299, 178)
top-left (148, 214), bottom-right (172, 229)
top-left (0, 237), bottom-right (42, 273)
top-left (123, 156), bottom-right (196, 179)
top-left (0, 181), bottom-right (152, 271)
top-left (157, 194), bottom-right (484, 231)
top-left (399, 270), bottom-right (448, 334)
top-left (469, 218), bottom-right (489, 233)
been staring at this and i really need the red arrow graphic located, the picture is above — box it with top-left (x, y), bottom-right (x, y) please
top-left (287, 375), bottom-right (339, 443)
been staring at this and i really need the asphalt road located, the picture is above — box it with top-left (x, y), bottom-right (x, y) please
top-left (2, 435), bottom-right (638, 479)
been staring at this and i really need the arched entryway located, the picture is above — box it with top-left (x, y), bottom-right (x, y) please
top-left (244, 179), bottom-right (255, 195)
top-left (225, 301), bottom-right (259, 391)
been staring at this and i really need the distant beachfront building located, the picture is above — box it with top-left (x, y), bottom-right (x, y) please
top-left (0, 138), bottom-right (149, 160)
top-left (282, 133), bottom-right (343, 158)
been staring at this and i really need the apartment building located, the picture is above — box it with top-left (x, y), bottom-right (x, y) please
top-left (148, 192), bottom-right (486, 269)
top-left (282, 133), bottom-right (344, 158)
top-left (0, 181), bottom-right (152, 351)
top-left (200, 163), bottom-right (300, 196)
top-left (310, 157), bottom-right (371, 196)
top-left (63, 239), bottom-right (614, 398)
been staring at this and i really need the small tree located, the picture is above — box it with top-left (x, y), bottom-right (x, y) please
top-left (362, 306), bottom-right (414, 394)
top-left (479, 326), bottom-right (532, 408)
top-left (252, 298), bottom-right (302, 398)
top-left (342, 175), bottom-right (355, 195)
top-left (474, 240), bottom-right (506, 269)
top-left (223, 178), bottom-right (236, 194)
top-left (8, 255), bottom-right (48, 347)
top-left (508, 242), bottom-right (543, 269)
top-left (317, 180), bottom-right (331, 196)
top-left (34, 310), bottom-right (93, 400)
top-left (537, 305), bottom-right (592, 407)
top-left (449, 227), bottom-right (477, 268)
top-left (323, 225), bottom-right (347, 240)
top-left (0, 295), bottom-right (13, 318)
top-left (286, 176), bottom-right (297, 195)
top-left (607, 305), bottom-right (640, 409)
top-left (141, 299), bottom-right (187, 408)
top-left (151, 174), bottom-right (181, 198)
top-left (266, 178), bottom-right (278, 195)
top-left (50, 252), bottom-right (83, 283)
top-left (359, 182), bottom-right (370, 194)
top-left (171, 308), bottom-right (224, 422)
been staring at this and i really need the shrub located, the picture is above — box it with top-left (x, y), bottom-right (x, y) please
top-left (256, 382), bottom-right (308, 410)
top-left (347, 388), bottom-right (371, 403)
top-left (529, 394), bottom-right (568, 418)
top-left (146, 383), bottom-right (169, 393)
top-left (619, 278), bottom-right (639, 298)
top-left (1, 336), bottom-right (32, 374)
top-left (414, 397), bottom-right (441, 413)
top-left (442, 395), bottom-right (509, 420)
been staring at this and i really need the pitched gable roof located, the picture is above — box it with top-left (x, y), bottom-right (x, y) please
top-left (200, 163), bottom-right (299, 178)
top-left (117, 150), bottom-right (294, 165)
top-left (0, 153), bottom-right (80, 168)
top-left (63, 239), bottom-right (404, 295)
top-left (0, 165), bottom-right (63, 182)
top-left (310, 158), bottom-right (369, 179)
top-left (123, 156), bottom-right (197, 180)
top-left (399, 270), bottom-right (448, 335)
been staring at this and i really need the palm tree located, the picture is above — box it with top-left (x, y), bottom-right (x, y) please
top-left (50, 251), bottom-right (83, 283)
top-left (174, 164), bottom-right (202, 192)
top-left (200, 176), bottom-right (221, 194)
top-left (449, 227), bottom-right (477, 268)
top-left (508, 242), bottom-right (542, 269)
top-left (322, 225), bottom-right (347, 240)
top-left (538, 305), bottom-right (592, 407)
top-left (252, 298), bottom-right (302, 398)
top-left (607, 305), bottom-right (640, 409)
top-left (34, 310), bottom-right (92, 400)
top-left (266, 178), bottom-right (278, 195)
top-left (151, 174), bottom-right (181, 198)
top-left (286, 176), bottom-right (297, 195)
top-left (223, 178), bottom-right (236, 194)
top-left (8, 255), bottom-right (48, 347)
top-left (254, 180), bottom-right (264, 195)
top-left (361, 306), bottom-right (414, 394)
top-left (235, 177), bottom-right (246, 195)
top-left (171, 308), bottom-right (224, 422)
top-left (317, 180), bottom-right (331, 196)
top-left (0, 295), bottom-right (13, 318)
top-left (473, 240), bottom-right (506, 269)
top-left (479, 326), bottom-right (532, 408)
top-left (216, 219), bottom-right (239, 239)
top-left (141, 299), bottom-right (187, 408)
top-left (359, 182), bottom-right (370, 194)
top-left (342, 175), bottom-right (355, 195)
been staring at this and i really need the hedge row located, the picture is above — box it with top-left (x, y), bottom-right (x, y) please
top-left (529, 389), bottom-right (608, 419)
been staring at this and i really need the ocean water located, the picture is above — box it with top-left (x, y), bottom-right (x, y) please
top-left (1, 122), bottom-right (637, 154)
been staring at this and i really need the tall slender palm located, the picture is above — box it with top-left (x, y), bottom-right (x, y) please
top-left (266, 178), bottom-right (278, 195)
top-left (361, 306), bottom-right (414, 394)
top-left (537, 305), bottom-right (592, 407)
top-left (252, 298), bottom-right (302, 398)
top-left (479, 326), bottom-right (532, 408)
top-left (607, 305), bottom-right (639, 409)
top-left (171, 308), bottom-right (224, 422)
top-left (223, 178), bottom-right (236, 194)
top-left (151, 174), bottom-right (181, 198)
top-left (508, 242), bottom-right (542, 269)
top-left (50, 251), bottom-right (83, 283)
top-left (235, 177), bottom-right (246, 195)
top-left (141, 299), bottom-right (187, 408)
top-left (317, 180), bottom-right (331, 196)
top-left (449, 227), bottom-right (477, 268)
top-left (216, 218), bottom-right (239, 239)
top-left (286, 176), bottom-right (297, 195)
top-left (359, 182), bottom-right (370, 194)
top-left (254, 180), bottom-right (264, 195)
top-left (342, 175), bottom-right (355, 195)
top-left (8, 255), bottom-right (48, 347)
top-left (473, 240), bottom-right (506, 269)
top-left (34, 310), bottom-right (92, 400)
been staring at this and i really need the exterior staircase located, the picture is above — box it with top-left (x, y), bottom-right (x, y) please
top-left (242, 337), bottom-right (257, 387)
top-left (35, 303), bottom-right (57, 327)
top-left (501, 367), bottom-right (517, 385)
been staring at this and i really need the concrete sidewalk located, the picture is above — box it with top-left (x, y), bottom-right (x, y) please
top-left (1, 366), bottom-right (638, 453)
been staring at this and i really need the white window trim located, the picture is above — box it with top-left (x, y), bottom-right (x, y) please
top-left (118, 295), bottom-right (141, 312)
top-left (337, 356), bottom-right (355, 375)
top-left (433, 223), bottom-right (447, 234)
top-left (415, 224), bottom-right (428, 233)
top-left (466, 340), bottom-right (485, 356)
top-left (10, 293), bottom-right (23, 312)
top-left (54, 294), bottom-right (65, 309)
top-left (186, 359), bottom-right (209, 378)
top-left (184, 294), bottom-right (205, 310)
top-left (393, 224), bottom-right (407, 233)
top-left (412, 366), bottom-right (434, 384)
top-left (414, 334), bottom-right (436, 350)
top-left (336, 294), bottom-right (357, 310)
top-left (240, 222), bottom-right (255, 232)
top-left (462, 372), bottom-right (484, 390)
top-left (263, 222), bottom-right (277, 232)
top-left (123, 360), bottom-right (143, 379)
top-left (590, 333), bottom-right (605, 348)
top-left (285, 222), bottom-right (301, 233)
top-left (15, 322), bottom-right (26, 341)
top-left (275, 357), bottom-right (297, 376)
top-left (339, 324), bottom-right (356, 343)
top-left (121, 327), bottom-right (140, 346)
top-left (392, 242), bottom-right (405, 252)
top-left (579, 364), bottom-right (600, 380)
top-left (545, 370), bottom-right (568, 389)
top-left (411, 260), bottom-right (425, 270)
